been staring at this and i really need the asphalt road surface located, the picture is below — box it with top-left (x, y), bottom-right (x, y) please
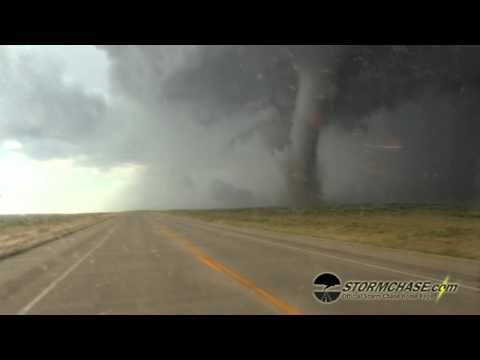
top-left (1, 213), bottom-right (479, 315)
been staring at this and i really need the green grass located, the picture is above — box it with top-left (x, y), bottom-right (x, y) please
top-left (168, 204), bottom-right (480, 260)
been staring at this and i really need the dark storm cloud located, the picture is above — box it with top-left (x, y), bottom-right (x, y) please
top-left (0, 48), bottom-right (110, 161)
top-left (327, 46), bottom-right (480, 203)
top-left (98, 45), bottom-right (480, 206)
top-left (2, 45), bottom-right (479, 210)
top-left (99, 45), bottom-right (350, 207)
top-left (99, 45), bottom-right (293, 209)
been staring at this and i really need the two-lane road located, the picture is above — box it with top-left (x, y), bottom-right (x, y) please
top-left (1, 213), bottom-right (479, 314)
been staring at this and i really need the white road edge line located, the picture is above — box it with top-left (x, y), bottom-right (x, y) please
top-left (17, 228), bottom-right (115, 315)
top-left (185, 223), bottom-right (480, 293)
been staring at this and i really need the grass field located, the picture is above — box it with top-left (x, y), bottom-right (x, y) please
top-left (0, 213), bottom-right (113, 258)
top-left (169, 204), bottom-right (480, 260)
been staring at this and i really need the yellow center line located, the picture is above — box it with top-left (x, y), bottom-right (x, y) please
top-left (157, 225), bottom-right (304, 315)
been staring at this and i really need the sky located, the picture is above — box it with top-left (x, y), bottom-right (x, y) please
top-left (2, 45), bottom-right (478, 214)
top-left (0, 45), bottom-right (288, 214)
top-left (0, 45), bottom-right (139, 214)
